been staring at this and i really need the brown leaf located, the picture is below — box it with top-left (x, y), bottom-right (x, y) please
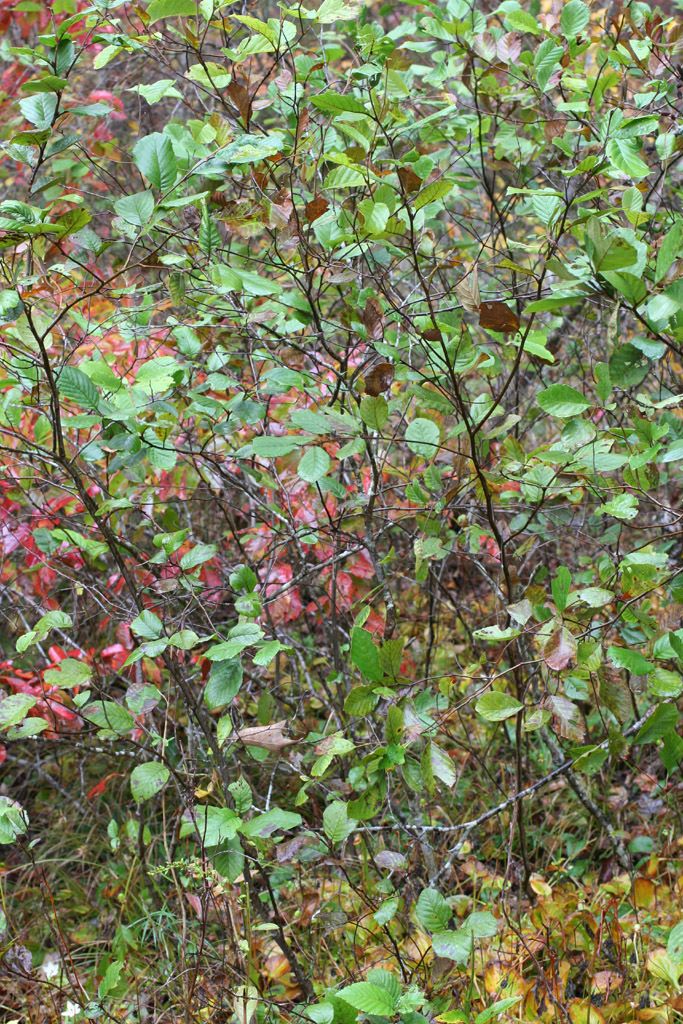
top-left (276, 835), bottom-right (312, 863)
top-left (479, 300), bottom-right (520, 333)
top-left (296, 107), bottom-right (309, 141)
top-left (235, 720), bottom-right (295, 752)
top-left (362, 296), bottom-right (385, 342)
top-left (227, 80), bottom-right (251, 123)
top-left (398, 166), bottom-right (423, 193)
top-left (421, 327), bottom-right (443, 342)
top-left (305, 195), bottom-right (328, 223)
top-left (543, 626), bottom-right (577, 671)
top-left (363, 361), bottom-right (395, 397)
top-left (545, 118), bottom-right (567, 141)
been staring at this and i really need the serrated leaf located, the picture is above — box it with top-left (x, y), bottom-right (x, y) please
top-left (58, 367), bottom-right (99, 410)
top-left (133, 133), bottom-right (178, 190)
top-left (414, 180), bottom-right (453, 211)
top-left (415, 887), bottom-right (452, 931)
top-left (337, 982), bottom-right (397, 1016)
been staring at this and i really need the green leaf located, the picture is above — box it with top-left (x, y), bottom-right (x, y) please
top-left (309, 92), bottom-right (366, 115)
top-left (114, 190), bottom-right (154, 226)
top-left (337, 982), bottom-right (398, 1016)
top-left (560, 0), bottom-right (590, 36)
top-left (131, 610), bottom-right (163, 640)
top-left (636, 704), bottom-right (678, 744)
top-left (323, 801), bottom-right (357, 844)
top-left (250, 436), bottom-right (301, 458)
top-left (192, 806), bottom-right (242, 846)
top-left (551, 566), bottom-right (571, 613)
top-left (608, 646), bottom-right (654, 674)
top-left (431, 930), bottom-right (473, 964)
top-left (130, 761), bottom-right (170, 802)
top-left (474, 998), bottom-right (522, 1024)
top-left (534, 40), bottom-right (563, 92)
top-left (406, 417), bottom-right (440, 458)
top-left (373, 897), bottom-right (399, 926)
top-left (599, 493), bottom-right (638, 521)
top-left (415, 888), bottom-right (452, 932)
top-left (472, 625), bottom-right (520, 642)
top-left (180, 543), bottom-right (216, 570)
top-left (43, 658), bottom-right (91, 689)
top-left (298, 447), bottom-right (330, 483)
top-left (668, 922), bottom-right (683, 964)
top-left (607, 139), bottom-right (650, 181)
top-left (351, 627), bottom-right (383, 683)
top-left (239, 808), bottom-right (302, 838)
top-left (204, 660), bottom-right (243, 709)
top-left (537, 384), bottom-right (590, 418)
top-left (476, 692), bottom-right (524, 722)
top-left (147, 0), bottom-right (196, 22)
top-left (462, 910), bottom-right (498, 938)
top-left (360, 396), bottom-right (388, 431)
top-left (0, 693), bottom-right (36, 730)
top-left (57, 367), bottom-right (99, 410)
top-left (19, 93), bottom-right (57, 129)
top-left (83, 702), bottom-right (136, 734)
top-left (414, 180), bottom-right (453, 211)
top-left (98, 961), bottom-right (123, 1000)
top-left (133, 133), bottom-right (178, 190)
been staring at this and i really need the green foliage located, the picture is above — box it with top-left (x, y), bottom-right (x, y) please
top-left (1, 0), bottom-right (682, 1019)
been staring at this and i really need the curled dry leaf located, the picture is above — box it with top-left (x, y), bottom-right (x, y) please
top-left (362, 296), bottom-right (385, 342)
top-left (235, 720), bottom-right (296, 752)
top-left (479, 300), bottom-right (520, 333)
top-left (363, 362), bottom-right (394, 397)
top-left (455, 265), bottom-right (480, 313)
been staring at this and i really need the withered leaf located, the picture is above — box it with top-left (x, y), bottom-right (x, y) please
top-left (545, 118), bottom-right (567, 141)
top-left (235, 720), bottom-right (295, 752)
top-left (305, 195), bottom-right (328, 223)
top-left (455, 266), bottom-right (480, 313)
top-left (227, 80), bottom-right (251, 123)
top-left (296, 107), bottom-right (309, 141)
top-left (543, 626), bottom-right (577, 671)
top-left (421, 327), bottom-right (443, 343)
top-left (398, 166), bottom-right (423, 193)
top-left (362, 296), bottom-right (385, 342)
top-left (364, 361), bottom-right (395, 397)
top-left (276, 834), bottom-right (312, 863)
top-left (479, 300), bottom-right (520, 333)
top-left (541, 694), bottom-right (584, 742)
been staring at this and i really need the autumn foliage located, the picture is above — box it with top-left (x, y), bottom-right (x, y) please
top-left (0, 0), bottom-right (683, 1021)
